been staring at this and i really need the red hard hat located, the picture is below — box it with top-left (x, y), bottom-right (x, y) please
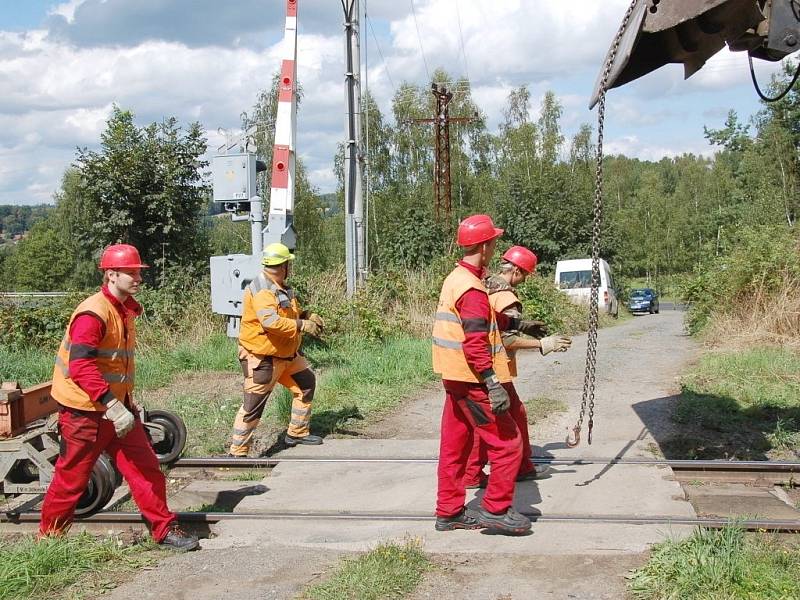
top-left (456, 214), bottom-right (504, 247)
top-left (502, 246), bottom-right (538, 274)
top-left (98, 244), bottom-right (149, 270)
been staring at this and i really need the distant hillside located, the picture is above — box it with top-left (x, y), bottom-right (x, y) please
top-left (0, 205), bottom-right (54, 242)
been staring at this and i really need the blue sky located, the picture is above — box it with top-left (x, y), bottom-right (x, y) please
top-left (0, 1), bottom-right (790, 205)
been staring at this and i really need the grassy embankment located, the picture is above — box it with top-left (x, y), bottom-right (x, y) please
top-left (629, 525), bottom-right (800, 600)
top-left (630, 227), bottom-right (800, 598)
top-left (0, 533), bottom-right (159, 600)
top-left (657, 227), bottom-right (800, 460)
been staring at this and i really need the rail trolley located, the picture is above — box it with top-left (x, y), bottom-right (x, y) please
top-left (0, 381), bottom-right (186, 516)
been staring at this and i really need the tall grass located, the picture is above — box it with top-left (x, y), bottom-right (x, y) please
top-left (303, 539), bottom-right (432, 600)
top-left (271, 335), bottom-right (435, 436)
top-left (0, 333), bottom-right (238, 391)
top-left (684, 225), bottom-right (800, 345)
top-left (629, 525), bottom-right (800, 599)
top-left (667, 347), bottom-right (800, 459)
top-left (0, 344), bottom-right (55, 387)
top-left (0, 534), bottom-right (155, 600)
top-left (681, 348), bottom-right (800, 411)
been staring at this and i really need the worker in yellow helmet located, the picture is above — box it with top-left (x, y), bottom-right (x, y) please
top-left (228, 243), bottom-right (325, 455)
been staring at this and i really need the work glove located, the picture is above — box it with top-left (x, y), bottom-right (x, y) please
top-left (518, 319), bottom-right (549, 339)
top-left (104, 398), bottom-right (136, 438)
top-left (297, 319), bottom-right (322, 337)
top-left (307, 313), bottom-right (325, 331)
top-left (540, 334), bottom-right (572, 356)
top-left (484, 375), bottom-right (510, 414)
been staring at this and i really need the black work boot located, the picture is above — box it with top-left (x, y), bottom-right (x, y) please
top-left (477, 507), bottom-right (532, 535)
top-left (285, 434), bottom-right (323, 447)
top-left (435, 508), bottom-right (482, 531)
top-left (159, 525), bottom-right (200, 552)
top-left (517, 465), bottom-right (551, 481)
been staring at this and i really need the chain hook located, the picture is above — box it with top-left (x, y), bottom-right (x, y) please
top-left (565, 425), bottom-right (581, 448)
top-left (587, 419), bottom-right (594, 445)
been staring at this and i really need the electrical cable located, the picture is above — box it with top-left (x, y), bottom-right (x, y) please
top-left (409, 0), bottom-right (431, 81)
top-left (366, 15), bottom-right (397, 94)
top-left (749, 54), bottom-right (800, 102)
top-left (454, 0), bottom-right (470, 82)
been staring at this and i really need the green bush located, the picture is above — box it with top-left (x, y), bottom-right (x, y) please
top-left (0, 294), bottom-right (81, 350)
top-left (516, 275), bottom-right (587, 334)
top-left (682, 225), bottom-right (800, 334)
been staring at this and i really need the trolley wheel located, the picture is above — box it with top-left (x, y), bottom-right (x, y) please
top-left (75, 454), bottom-right (116, 517)
top-left (144, 410), bottom-right (187, 465)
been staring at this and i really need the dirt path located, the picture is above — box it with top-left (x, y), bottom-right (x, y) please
top-left (108, 310), bottom-right (696, 600)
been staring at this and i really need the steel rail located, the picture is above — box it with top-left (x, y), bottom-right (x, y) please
top-left (4, 510), bottom-right (800, 532)
top-left (173, 456), bottom-right (800, 473)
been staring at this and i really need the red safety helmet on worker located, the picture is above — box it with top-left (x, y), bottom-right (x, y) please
top-left (456, 214), bottom-right (504, 247)
top-left (98, 244), bottom-right (149, 270)
top-left (502, 246), bottom-right (538, 275)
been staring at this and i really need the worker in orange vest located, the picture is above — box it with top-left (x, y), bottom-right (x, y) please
top-left (228, 242), bottom-right (324, 456)
top-left (433, 215), bottom-right (548, 535)
top-left (463, 246), bottom-right (572, 489)
top-left (39, 244), bottom-right (198, 551)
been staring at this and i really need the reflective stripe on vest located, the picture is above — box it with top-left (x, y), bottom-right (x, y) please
top-left (50, 291), bottom-right (136, 411)
top-left (431, 266), bottom-right (511, 384)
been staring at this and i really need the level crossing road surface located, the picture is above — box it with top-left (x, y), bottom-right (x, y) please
top-left (108, 311), bottom-right (699, 599)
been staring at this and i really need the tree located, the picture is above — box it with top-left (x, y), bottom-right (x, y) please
top-left (2, 223), bottom-right (76, 291)
top-left (73, 106), bottom-right (209, 285)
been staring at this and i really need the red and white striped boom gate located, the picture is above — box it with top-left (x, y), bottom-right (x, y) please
top-left (266, 0), bottom-right (298, 249)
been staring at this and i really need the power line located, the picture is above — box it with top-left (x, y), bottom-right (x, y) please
top-left (366, 15), bottom-right (397, 94)
top-left (454, 0), bottom-right (470, 82)
top-left (409, 0), bottom-right (431, 82)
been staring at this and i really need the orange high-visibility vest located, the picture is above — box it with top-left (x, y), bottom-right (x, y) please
top-left (432, 265), bottom-right (511, 383)
top-left (239, 271), bottom-right (302, 358)
top-left (488, 287), bottom-right (522, 377)
top-left (51, 292), bottom-right (136, 411)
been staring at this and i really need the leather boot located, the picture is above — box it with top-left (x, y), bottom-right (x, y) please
top-left (477, 507), bottom-right (531, 535)
top-left (285, 433), bottom-right (323, 446)
top-left (435, 508), bottom-right (482, 531)
top-left (159, 525), bottom-right (200, 552)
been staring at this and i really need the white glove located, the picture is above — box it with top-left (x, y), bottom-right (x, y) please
top-left (540, 335), bottom-right (572, 356)
top-left (104, 398), bottom-right (136, 438)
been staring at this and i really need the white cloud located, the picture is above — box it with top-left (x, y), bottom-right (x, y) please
top-left (47, 0), bottom-right (89, 24)
top-left (0, 1), bottom-right (791, 204)
top-left (605, 135), bottom-right (713, 161)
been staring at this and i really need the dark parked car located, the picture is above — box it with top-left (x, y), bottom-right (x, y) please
top-left (628, 288), bottom-right (659, 314)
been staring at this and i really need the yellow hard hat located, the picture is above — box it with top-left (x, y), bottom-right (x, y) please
top-left (262, 243), bottom-right (295, 266)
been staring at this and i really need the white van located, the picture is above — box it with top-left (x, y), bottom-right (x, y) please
top-left (554, 258), bottom-right (619, 317)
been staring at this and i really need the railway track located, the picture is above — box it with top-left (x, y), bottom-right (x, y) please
top-left (172, 455), bottom-right (800, 485)
top-left (4, 456), bottom-right (798, 533)
top-left (3, 509), bottom-right (800, 533)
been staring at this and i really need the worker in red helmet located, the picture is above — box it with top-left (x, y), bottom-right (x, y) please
top-left (433, 215), bottom-right (547, 535)
top-left (463, 246), bottom-right (572, 489)
top-left (39, 244), bottom-right (199, 551)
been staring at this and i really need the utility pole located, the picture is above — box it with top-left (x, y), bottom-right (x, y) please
top-left (342, 0), bottom-right (365, 297)
top-left (410, 84), bottom-right (476, 222)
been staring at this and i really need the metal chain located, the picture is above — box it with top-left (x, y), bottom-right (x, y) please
top-left (567, 0), bottom-right (639, 448)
